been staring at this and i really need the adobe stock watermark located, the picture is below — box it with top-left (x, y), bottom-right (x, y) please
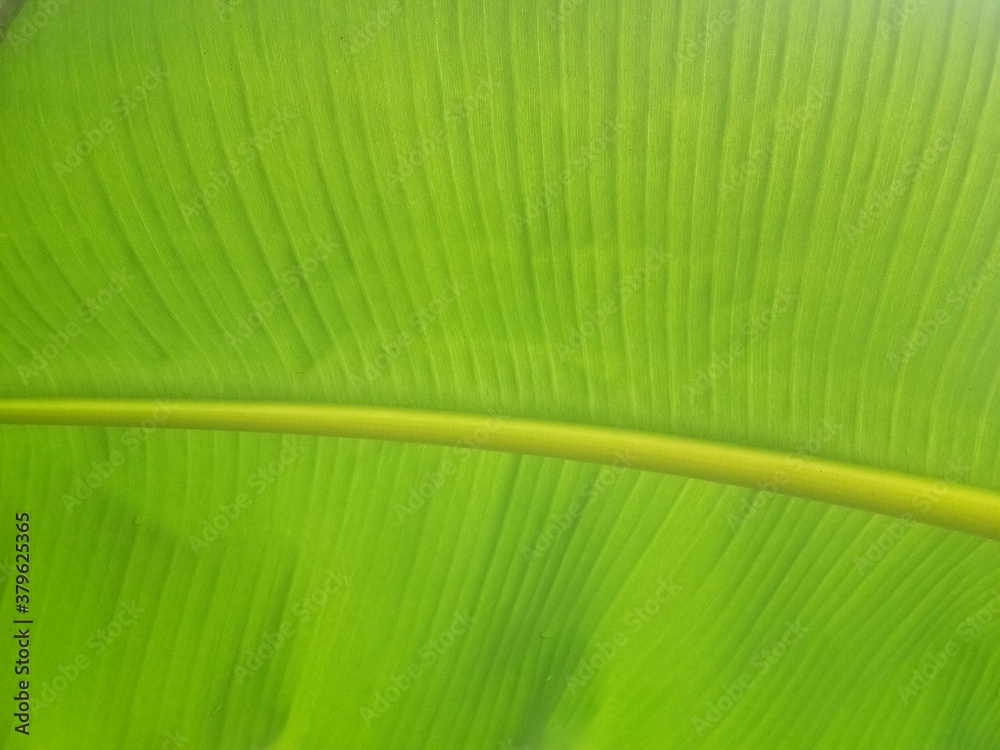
top-left (566, 578), bottom-right (682, 695)
top-left (52, 67), bottom-right (170, 178)
top-left (233, 568), bottom-right (349, 685)
top-left (556, 247), bottom-right (669, 361)
top-left (223, 237), bottom-right (338, 350)
top-left (675, 0), bottom-right (749, 67)
top-left (0, 557), bottom-right (15, 585)
top-left (386, 76), bottom-right (500, 189)
top-left (684, 289), bottom-right (797, 401)
top-left (496, 741), bottom-right (531, 750)
top-left (727, 419), bottom-right (843, 532)
top-left (902, 460), bottom-right (976, 524)
top-left (854, 461), bottom-right (971, 574)
top-left (4, 0), bottom-right (71, 52)
top-left (179, 108), bottom-right (296, 223)
top-left (359, 611), bottom-right (475, 727)
top-left (158, 730), bottom-right (189, 750)
top-left (32, 600), bottom-right (145, 714)
top-left (19, 269), bottom-right (137, 384)
top-left (62, 400), bottom-right (176, 512)
top-left (545, 0), bottom-right (586, 28)
top-left (188, 438), bottom-right (309, 554)
top-left (348, 281), bottom-right (466, 393)
top-left (887, 253), bottom-right (1000, 370)
top-left (843, 128), bottom-right (957, 241)
top-left (214, 0), bottom-right (244, 20)
top-left (878, 0), bottom-right (929, 37)
top-left (394, 412), bottom-right (507, 523)
top-left (511, 119), bottom-right (624, 232)
top-left (719, 87), bottom-right (831, 198)
top-left (520, 450), bottom-right (637, 564)
top-left (693, 618), bottom-right (808, 736)
top-left (340, 0), bottom-right (403, 59)
top-left (898, 589), bottom-right (1000, 705)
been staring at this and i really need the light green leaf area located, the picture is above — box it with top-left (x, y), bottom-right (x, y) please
top-left (1, 0), bottom-right (999, 748)
top-left (3, 426), bottom-right (1000, 748)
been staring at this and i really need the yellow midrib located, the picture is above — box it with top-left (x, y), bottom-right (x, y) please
top-left (2, 397), bottom-right (999, 542)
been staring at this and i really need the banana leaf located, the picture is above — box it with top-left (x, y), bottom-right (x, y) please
top-left (1, 0), bottom-right (999, 747)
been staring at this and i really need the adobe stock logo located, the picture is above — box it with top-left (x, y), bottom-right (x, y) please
top-left (565, 578), bottom-right (682, 696)
top-left (359, 611), bottom-right (475, 727)
top-left (394, 413), bottom-right (506, 523)
top-left (19, 269), bottom-right (137, 384)
top-left (692, 619), bottom-right (808, 736)
top-left (5, 0), bottom-right (72, 52)
top-left (62, 400), bottom-right (176, 512)
top-left (520, 450), bottom-right (636, 564)
top-left (898, 589), bottom-right (1000, 705)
